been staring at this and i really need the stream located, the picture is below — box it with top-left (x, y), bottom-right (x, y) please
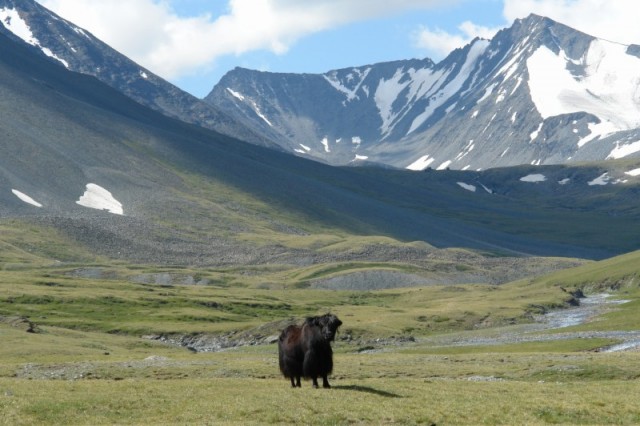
top-left (424, 293), bottom-right (640, 352)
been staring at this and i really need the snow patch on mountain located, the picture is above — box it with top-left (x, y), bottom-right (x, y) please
top-left (520, 174), bottom-right (546, 182)
top-left (324, 68), bottom-right (370, 102)
top-left (480, 183), bottom-right (493, 194)
top-left (12, 189), bottom-right (42, 208)
top-left (251, 102), bottom-right (272, 127)
top-left (375, 68), bottom-right (412, 135)
top-left (0, 7), bottom-right (68, 68)
top-left (625, 168), bottom-right (640, 177)
top-left (437, 160), bottom-right (452, 170)
top-left (477, 83), bottom-right (498, 104)
top-left (527, 40), bottom-right (640, 147)
top-left (224, 88), bottom-right (272, 126)
top-left (295, 143), bottom-right (312, 154)
top-left (455, 140), bottom-right (475, 162)
top-left (497, 36), bottom-right (530, 81)
top-left (457, 182), bottom-right (476, 192)
top-left (530, 123), bottom-right (543, 141)
top-left (0, 7), bottom-right (37, 44)
top-left (321, 137), bottom-right (330, 153)
top-left (407, 155), bottom-right (435, 171)
top-left (588, 173), bottom-right (610, 186)
top-left (409, 39), bottom-right (490, 134)
top-left (41, 47), bottom-right (68, 67)
top-left (76, 184), bottom-right (123, 215)
top-left (607, 140), bottom-right (640, 159)
top-left (226, 88), bottom-right (245, 101)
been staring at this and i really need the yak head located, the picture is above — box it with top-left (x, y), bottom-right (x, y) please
top-left (307, 313), bottom-right (342, 342)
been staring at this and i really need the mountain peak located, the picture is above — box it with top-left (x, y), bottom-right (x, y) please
top-left (206, 14), bottom-right (640, 170)
top-left (0, 0), bottom-right (272, 147)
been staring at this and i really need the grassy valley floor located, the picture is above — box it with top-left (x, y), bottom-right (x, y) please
top-left (1, 243), bottom-right (640, 424)
top-left (1, 345), bottom-right (640, 425)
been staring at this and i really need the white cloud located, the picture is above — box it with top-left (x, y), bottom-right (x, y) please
top-left (39, 0), bottom-right (452, 80)
top-left (413, 26), bottom-right (469, 58)
top-left (503, 0), bottom-right (640, 46)
top-left (414, 21), bottom-right (501, 59)
top-left (38, 0), bottom-right (640, 84)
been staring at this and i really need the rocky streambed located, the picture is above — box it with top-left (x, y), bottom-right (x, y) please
top-left (142, 293), bottom-right (639, 354)
top-left (422, 293), bottom-right (640, 352)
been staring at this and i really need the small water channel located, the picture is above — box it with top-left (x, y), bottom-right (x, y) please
top-left (426, 293), bottom-right (640, 351)
top-left (540, 293), bottom-right (640, 352)
top-left (540, 293), bottom-right (625, 329)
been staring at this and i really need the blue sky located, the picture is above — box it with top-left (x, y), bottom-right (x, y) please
top-left (182, 0), bottom-right (503, 97)
top-left (39, 0), bottom-right (639, 98)
top-left (217, 1), bottom-right (504, 78)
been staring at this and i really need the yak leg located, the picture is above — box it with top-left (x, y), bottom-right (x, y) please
top-left (322, 375), bottom-right (331, 388)
top-left (289, 376), bottom-right (301, 388)
top-left (311, 376), bottom-right (319, 388)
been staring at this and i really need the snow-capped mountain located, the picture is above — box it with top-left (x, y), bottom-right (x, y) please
top-left (206, 14), bottom-right (640, 170)
top-left (2, 13), bottom-right (640, 262)
top-left (0, 0), bottom-right (270, 146)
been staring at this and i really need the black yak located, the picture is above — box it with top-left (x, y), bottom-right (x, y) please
top-left (278, 313), bottom-right (342, 388)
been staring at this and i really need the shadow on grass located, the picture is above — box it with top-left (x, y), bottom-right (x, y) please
top-left (333, 385), bottom-right (402, 398)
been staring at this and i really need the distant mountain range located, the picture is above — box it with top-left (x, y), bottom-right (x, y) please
top-left (4, 1), bottom-right (639, 171)
top-left (1, 0), bottom-right (640, 264)
top-left (206, 14), bottom-right (640, 170)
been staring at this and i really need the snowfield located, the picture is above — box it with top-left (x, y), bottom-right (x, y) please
top-left (10, 185), bottom-right (122, 213)
top-left (625, 168), bottom-right (640, 177)
top-left (409, 40), bottom-right (490, 135)
top-left (0, 7), bottom-right (69, 68)
top-left (225, 88), bottom-right (272, 127)
top-left (457, 182), bottom-right (477, 192)
top-left (76, 184), bottom-right (123, 215)
top-left (0, 7), bottom-right (38, 45)
top-left (324, 67), bottom-right (371, 102)
top-left (520, 174), bottom-right (546, 183)
top-left (406, 155), bottom-right (435, 171)
top-left (607, 140), bottom-right (640, 160)
top-left (12, 189), bottom-right (43, 208)
top-left (527, 39), bottom-right (640, 150)
top-left (588, 173), bottom-right (610, 186)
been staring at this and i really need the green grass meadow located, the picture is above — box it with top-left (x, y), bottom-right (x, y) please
top-left (3, 376), bottom-right (640, 425)
top-left (2, 344), bottom-right (640, 425)
top-left (2, 238), bottom-right (640, 424)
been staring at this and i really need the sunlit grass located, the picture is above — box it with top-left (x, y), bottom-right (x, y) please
top-left (2, 374), bottom-right (640, 425)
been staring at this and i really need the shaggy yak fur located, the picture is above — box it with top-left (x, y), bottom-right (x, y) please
top-left (278, 313), bottom-right (342, 388)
